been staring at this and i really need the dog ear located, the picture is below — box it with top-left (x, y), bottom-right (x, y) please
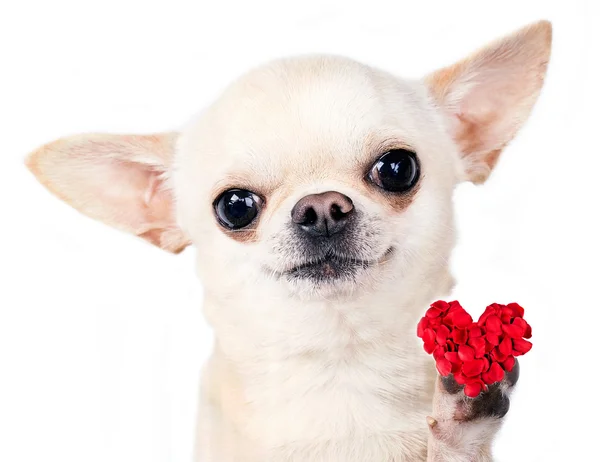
top-left (425, 20), bottom-right (552, 184)
top-left (26, 132), bottom-right (190, 253)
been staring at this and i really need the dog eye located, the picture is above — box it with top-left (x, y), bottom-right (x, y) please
top-left (214, 189), bottom-right (262, 229)
top-left (368, 149), bottom-right (420, 192)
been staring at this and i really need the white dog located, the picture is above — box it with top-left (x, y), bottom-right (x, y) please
top-left (26, 20), bottom-right (552, 462)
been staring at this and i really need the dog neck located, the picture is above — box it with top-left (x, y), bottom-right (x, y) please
top-left (197, 269), bottom-right (453, 458)
top-left (202, 265), bottom-right (455, 363)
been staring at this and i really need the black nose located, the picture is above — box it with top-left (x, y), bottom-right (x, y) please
top-left (291, 191), bottom-right (354, 237)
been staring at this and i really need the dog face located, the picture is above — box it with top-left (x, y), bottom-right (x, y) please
top-left (173, 56), bottom-right (459, 301)
top-left (27, 22), bottom-right (551, 307)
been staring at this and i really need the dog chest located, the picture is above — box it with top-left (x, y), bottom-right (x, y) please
top-left (240, 353), bottom-right (432, 458)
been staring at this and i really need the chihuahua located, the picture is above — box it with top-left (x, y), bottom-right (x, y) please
top-left (26, 20), bottom-right (551, 462)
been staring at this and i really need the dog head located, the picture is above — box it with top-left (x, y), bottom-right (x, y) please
top-left (27, 22), bottom-right (551, 311)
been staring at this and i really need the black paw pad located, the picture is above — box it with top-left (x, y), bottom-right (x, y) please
top-left (444, 359), bottom-right (520, 421)
top-left (505, 359), bottom-right (520, 387)
top-left (468, 383), bottom-right (511, 420)
top-left (441, 375), bottom-right (463, 395)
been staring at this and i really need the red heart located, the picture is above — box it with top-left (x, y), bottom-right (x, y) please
top-left (417, 300), bottom-right (532, 398)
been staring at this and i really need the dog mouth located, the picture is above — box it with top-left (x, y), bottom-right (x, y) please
top-left (284, 247), bottom-right (394, 282)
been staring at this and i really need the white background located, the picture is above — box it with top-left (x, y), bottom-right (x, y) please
top-left (1, 1), bottom-right (598, 461)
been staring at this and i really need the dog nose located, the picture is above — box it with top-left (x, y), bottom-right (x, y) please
top-left (291, 191), bottom-right (354, 237)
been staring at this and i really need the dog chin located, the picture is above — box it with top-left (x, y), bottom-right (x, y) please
top-left (275, 248), bottom-right (394, 298)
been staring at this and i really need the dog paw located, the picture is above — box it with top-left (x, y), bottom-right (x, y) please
top-left (427, 360), bottom-right (519, 456)
top-left (441, 358), bottom-right (518, 421)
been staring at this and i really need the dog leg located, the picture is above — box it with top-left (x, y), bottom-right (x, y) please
top-left (426, 360), bottom-right (519, 462)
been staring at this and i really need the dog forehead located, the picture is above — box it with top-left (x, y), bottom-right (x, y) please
top-left (220, 55), bottom-right (381, 118)
top-left (206, 56), bottom-right (423, 171)
top-left (178, 56), bottom-right (432, 199)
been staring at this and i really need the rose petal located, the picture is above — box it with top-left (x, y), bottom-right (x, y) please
top-left (458, 345), bottom-right (475, 362)
top-left (500, 306), bottom-right (513, 323)
top-left (432, 300), bottom-right (450, 311)
top-left (452, 328), bottom-right (468, 345)
top-left (423, 328), bottom-right (435, 344)
top-left (512, 317), bottom-right (527, 330)
top-left (512, 338), bottom-right (533, 355)
top-left (485, 332), bottom-right (500, 346)
top-left (507, 302), bottom-right (525, 318)
top-left (423, 329), bottom-right (436, 353)
top-left (482, 357), bottom-right (490, 372)
top-left (436, 358), bottom-right (452, 376)
top-left (447, 300), bottom-right (463, 313)
top-left (433, 346), bottom-right (446, 361)
top-left (510, 318), bottom-right (530, 338)
top-left (468, 337), bottom-right (486, 358)
top-left (454, 311), bottom-right (474, 328)
top-left (524, 323), bottom-right (532, 339)
top-left (436, 325), bottom-right (451, 345)
top-left (499, 336), bottom-right (513, 356)
top-left (464, 380), bottom-right (485, 398)
top-left (482, 361), bottom-right (505, 384)
top-left (469, 325), bottom-right (483, 338)
top-left (503, 356), bottom-right (516, 372)
top-left (502, 323), bottom-right (526, 339)
top-left (491, 348), bottom-right (508, 363)
top-left (481, 370), bottom-right (492, 384)
top-left (443, 305), bottom-right (469, 327)
top-left (417, 317), bottom-right (429, 338)
top-left (446, 340), bottom-right (458, 352)
top-left (477, 306), bottom-right (496, 327)
top-left (486, 315), bottom-right (503, 334)
top-left (426, 306), bottom-right (443, 318)
top-left (454, 372), bottom-right (468, 385)
top-left (431, 316), bottom-right (443, 327)
top-left (445, 352), bottom-right (461, 364)
top-left (462, 359), bottom-right (486, 377)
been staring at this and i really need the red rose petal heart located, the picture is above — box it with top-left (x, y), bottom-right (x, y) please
top-left (417, 300), bottom-right (532, 398)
